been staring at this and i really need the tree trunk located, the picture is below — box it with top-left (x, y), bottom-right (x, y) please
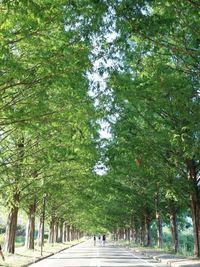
top-left (120, 228), bottom-right (124, 240)
top-left (130, 225), bottom-right (133, 241)
top-left (73, 227), bottom-right (76, 240)
top-left (4, 205), bottom-right (19, 253)
top-left (63, 223), bottom-right (67, 242)
top-left (116, 228), bottom-right (119, 241)
top-left (140, 222), bottom-right (145, 245)
top-left (37, 215), bottom-right (43, 246)
top-left (191, 195), bottom-right (200, 257)
top-left (155, 190), bottom-right (163, 248)
top-left (126, 228), bottom-right (130, 241)
top-left (187, 159), bottom-right (200, 257)
top-left (124, 228), bottom-right (128, 240)
top-left (133, 220), bottom-right (139, 243)
top-left (118, 229), bottom-right (122, 239)
top-left (123, 228), bottom-right (126, 240)
top-left (54, 221), bottom-right (59, 243)
top-left (71, 226), bottom-right (74, 241)
top-left (134, 226), bottom-right (139, 243)
top-left (77, 230), bottom-right (80, 240)
top-left (75, 229), bottom-right (78, 240)
top-left (145, 215), bottom-right (151, 246)
top-left (156, 210), bottom-right (163, 248)
top-left (59, 220), bottom-right (64, 243)
top-left (67, 225), bottom-right (71, 241)
top-left (4, 138), bottom-right (23, 254)
top-left (127, 227), bottom-right (131, 242)
top-left (48, 217), bottom-right (55, 244)
top-left (119, 228), bottom-right (122, 239)
top-left (25, 201), bottom-right (36, 249)
top-left (170, 210), bottom-right (178, 253)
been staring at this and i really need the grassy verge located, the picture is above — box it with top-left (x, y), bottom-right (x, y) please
top-left (115, 240), bottom-right (193, 257)
top-left (115, 240), bottom-right (176, 256)
top-left (0, 238), bottom-right (86, 267)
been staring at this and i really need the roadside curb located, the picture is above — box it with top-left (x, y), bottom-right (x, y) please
top-left (111, 241), bottom-right (199, 267)
top-left (140, 251), bottom-right (200, 267)
top-left (128, 247), bottom-right (200, 267)
top-left (20, 240), bottom-right (85, 267)
top-left (131, 249), bottom-right (161, 262)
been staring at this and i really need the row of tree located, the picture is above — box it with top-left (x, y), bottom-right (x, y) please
top-left (1, 0), bottom-right (199, 258)
top-left (0, 0), bottom-right (107, 254)
top-left (92, 0), bottom-right (200, 257)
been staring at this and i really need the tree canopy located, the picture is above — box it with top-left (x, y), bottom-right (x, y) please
top-left (0, 0), bottom-right (200, 257)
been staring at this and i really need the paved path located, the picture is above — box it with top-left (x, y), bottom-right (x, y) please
top-left (30, 239), bottom-right (168, 267)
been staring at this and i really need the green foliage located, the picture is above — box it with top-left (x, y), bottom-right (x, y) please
top-left (84, 0), bottom-right (199, 253)
top-left (0, 224), bottom-right (6, 234)
top-left (0, 0), bottom-right (199, 256)
top-left (16, 225), bottom-right (25, 237)
top-left (162, 231), bottom-right (194, 256)
top-left (0, 0), bottom-right (102, 245)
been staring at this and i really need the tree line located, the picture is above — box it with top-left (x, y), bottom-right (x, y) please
top-left (0, 0), bottom-right (105, 254)
top-left (93, 0), bottom-right (200, 257)
top-left (1, 0), bottom-right (199, 258)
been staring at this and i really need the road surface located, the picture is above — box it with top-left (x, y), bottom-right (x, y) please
top-left (30, 239), bottom-right (168, 267)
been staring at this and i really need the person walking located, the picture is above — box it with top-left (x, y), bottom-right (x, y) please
top-left (0, 245), bottom-right (5, 261)
top-left (102, 234), bottom-right (106, 246)
top-left (93, 235), bottom-right (96, 246)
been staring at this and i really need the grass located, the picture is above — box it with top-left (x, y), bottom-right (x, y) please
top-left (115, 239), bottom-right (194, 258)
top-left (114, 229), bottom-right (194, 257)
top-left (0, 238), bottom-right (86, 267)
top-left (116, 239), bottom-right (176, 255)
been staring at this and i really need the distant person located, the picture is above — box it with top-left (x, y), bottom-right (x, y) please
top-left (98, 235), bottom-right (101, 244)
top-left (0, 245), bottom-right (5, 261)
top-left (93, 235), bottom-right (96, 246)
top-left (102, 234), bottom-right (106, 246)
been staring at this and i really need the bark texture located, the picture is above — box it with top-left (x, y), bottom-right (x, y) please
top-left (145, 214), bottom-right (151, 246)
top-left (59, 220), bottom-right (64, 243)
top-left (156, 210), bottom-right (163, 248)
top-left (37, 215), bottom-right (43, 246)
top-left (48, 217), bottom-right (55, 243)
top-left (5, 205), bottom-right (19, 253)
top-left (54, 221), bottom-right (59, 243)
top-left (155, 192), bottom-right (163, 248)
top-left (170, 210), bottom-right (179, 253)
top-left (187, 159), bottom-right (200, 257)
top-left (25, 201), bottom-right (36, 249)
top-left (67, 225), bottom-right (71, 241)
top-left (140, 217), bottom-right (145, 245)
